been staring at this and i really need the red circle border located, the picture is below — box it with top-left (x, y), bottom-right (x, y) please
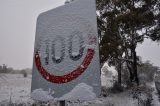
top-left (35, 49), bottom-right (95, 84)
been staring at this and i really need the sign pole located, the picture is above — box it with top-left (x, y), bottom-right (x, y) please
top-left (59, 101), bottom-right (65, 106)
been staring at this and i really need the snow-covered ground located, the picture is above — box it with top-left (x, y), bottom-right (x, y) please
top-left (0, 74), bottom-right (33, 104)
top-left (0, 73), bottom-right (160, 106)
top-left (147, 82), bottom-right (160, 106)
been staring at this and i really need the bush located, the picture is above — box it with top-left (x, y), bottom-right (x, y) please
top-left (110, 82), bottom-right (123, 93)
top-left (20, 70), bottom-right (28, 78)
top-left (101, 86), bottom-right (109, 97)
top-left (131, 85), bottom-right (154, 106)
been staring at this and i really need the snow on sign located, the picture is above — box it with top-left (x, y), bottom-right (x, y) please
top-left (31, 0), bottom-right (101, 101)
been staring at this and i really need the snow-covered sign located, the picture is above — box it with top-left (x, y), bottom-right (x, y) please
top-left (31, 0), bottom-right (101, 101)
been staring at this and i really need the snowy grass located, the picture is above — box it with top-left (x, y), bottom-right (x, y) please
top-left (0, 74), bottom-right (33, 105)
top-left (0, 74), bottom-right (160, 106)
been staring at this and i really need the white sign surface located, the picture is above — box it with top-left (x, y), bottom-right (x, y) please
top-left (31, 0), bottom-right (101, 101)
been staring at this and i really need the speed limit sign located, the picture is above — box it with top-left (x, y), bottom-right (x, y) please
top-left (31, 0), bottom-right (101, 100)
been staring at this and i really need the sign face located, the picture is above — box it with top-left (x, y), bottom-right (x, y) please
top-left (31, 0), bottom-right (101, 100)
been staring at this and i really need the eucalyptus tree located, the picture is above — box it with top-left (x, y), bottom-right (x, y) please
top-left (96, 0), bottom-right (160, 85)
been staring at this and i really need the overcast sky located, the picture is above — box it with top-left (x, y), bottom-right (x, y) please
top-left (0, 0), bottom-right (160, 69)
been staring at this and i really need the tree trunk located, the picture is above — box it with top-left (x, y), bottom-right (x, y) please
top-left (132, 49), bottom-right (139, 85)
top-left (125, 49), bottom-right (134, 82)
top-left (117, 61), bottom-right (122, 86)
top-left (130, 28), bottom-right (139, 85)
top-left (126, 62), bottom-right (134, 82)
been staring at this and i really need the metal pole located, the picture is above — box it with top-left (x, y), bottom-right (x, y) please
top-left (59, 101), bottom-right (65, 106)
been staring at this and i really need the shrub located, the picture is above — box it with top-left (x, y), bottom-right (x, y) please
top-left (20, 70), bottom-right (28, 78)
top-left (110, 82), bottom-right (123, 93)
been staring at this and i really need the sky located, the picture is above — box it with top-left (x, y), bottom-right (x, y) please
top-left (137, 39), bottom-right (160, 67)
top-left (0, 0), bottom-right (160, 70)
top-left (0, 0), bottom-right (65, 69)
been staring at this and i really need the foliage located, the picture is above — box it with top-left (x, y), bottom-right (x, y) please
top-left (131, 85), bottom-right (154, 106)
top-left (0, 64), bottom-right (11, 73)
top-left (110, 81), bottom-right (124, 93)
top-left (121, 61), bottom-right (159, 87)
top-left (96, 0), bottom-right (160, 85)
top-left (101, 86), bottom-right (109, 97)
top-left (20, 70), bottom-right (28, 78)
top-left (138, 61), bottom-right (159, 83)
top-left (0, 64), bottom-right (31, 75)
top-left (121, 64), bottom-right (132, 88)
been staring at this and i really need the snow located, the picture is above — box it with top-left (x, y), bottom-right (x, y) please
top-left (57, 83), bottom-right (96, 101)
top-left (101, 74), bottom-right (113, 87)
top-left (85, 44), bottom-right (96, 49)
top-left (65, 0), bottom-right (75, 4)
top-left (101, 63), bottom-right (117, 87)
top-left (31, 88), bottom-right (53, 102)
top-left (80, 65), bottom-right (84, 68)
top-left (1, 74), bottom-right (160, 106)
top-left (55, 56), bottom-right (61, 60)
top-left (71, 52), bottom-right (79, 57)
top-left (0, 74), bottom-right (32, 104)
top-left (33, 0), bottom-right (101, 99)
top-left (152, 90), bottom-right (160, 106)
top-left (148, 82), bottom-right (160, 106)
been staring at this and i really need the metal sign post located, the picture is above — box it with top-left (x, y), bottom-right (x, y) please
top-left (31, 0), bottom-right (101, 101)
top-left (59, 101), bottom-right (65, 106)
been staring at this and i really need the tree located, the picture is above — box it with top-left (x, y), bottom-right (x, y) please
top-left (138, 61), bottom-right (159, 83)
top-left (20, 70), bottom-right (28, 77)
top-left (0, 65), bottom-right (2, 73)
top-left (96, 0), bottom-right (160, 85)
top-left (2, 64), bottom-right (8, 73)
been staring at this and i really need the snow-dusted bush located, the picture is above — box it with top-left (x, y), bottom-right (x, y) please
top-left (138, 61), bottom-right (159, 83)
top-left (131, 85), bottom-right (154, 106)
top-left (20, 70), bottom-right (28, 78)
top-left (110, 82), bottom-right (123, 93)
top-left (101, 86), bottom-right (109, 97)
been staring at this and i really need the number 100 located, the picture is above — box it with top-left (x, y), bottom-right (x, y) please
top-left (44, 31), bottom-right (85, 65)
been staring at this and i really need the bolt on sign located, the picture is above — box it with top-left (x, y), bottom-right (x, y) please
top-left (31, 0), bottom-right (101, 101)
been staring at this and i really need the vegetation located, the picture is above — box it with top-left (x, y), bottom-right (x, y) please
top-left (138, 61), bottom-right (159, 83)
top-left (0, 64), bottom-right (11, 73)
top-left (0, 64), bottom-right (31, 77)
top-left (96, 0), bottom-right (160, 86)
